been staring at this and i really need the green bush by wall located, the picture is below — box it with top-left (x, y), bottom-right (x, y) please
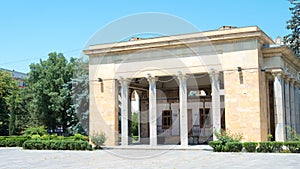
top-left (209, 141), bottom-right (300, 153)
top-left (257, 142), bottom-right (283, 153)
top-left (226, 142), bottom-right (243, 152)
top-left (284, 142), bottom-right (300, 153)
top-left (243, 142), bottom-right (257, 152)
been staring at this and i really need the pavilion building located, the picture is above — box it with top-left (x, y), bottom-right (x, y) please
top-left (84, 26), bottom-right (300, 146)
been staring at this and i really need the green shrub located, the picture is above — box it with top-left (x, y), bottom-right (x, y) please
top-left (31, 134), bottom-right (41, 140)
top-left (57, 136), bottom-right (65, 140)
top-left (40, 134), bottom-right (58, 140)
top-left (243, 142), bottom-right (257, 152)
top-left (284, 142), bottom-right (300, 153)
top-left (0, 138), bottom-right (6, 147)
top-left (0, 136), bottom-right (29, 147)
top-left (132, 136), bottom-right (139, 142)
top-left (273, 142), bottom-right (283, 152)
top-left (24, 126), bottom-right (47, 137)
top-left (226, 142), bottom-right (243, 152)
top-left (209, 141), bottom-right (223, 152)
top-left (22, 140), bottom-right (92, 151)
top-left (210, 129), bottom-right (243, 152)
top-left (23, 140), bottom-right (43, 150)
top-left (91, 133), bottom-right (106, 149)
top-left (257, 142), bottom-right (283, 153)
top-left (286, 126), bottom-right (300, 141)
top-left (257, 142), bottom-right (271, 152)
top-left (70, 134), bottom-right (88, 141)
top-left (214, 129), bottom-right (243, 144)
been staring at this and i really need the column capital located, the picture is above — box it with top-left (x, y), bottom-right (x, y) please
top-left (284, 75), bottom-right (291, 82)
top-left (146, 74), bottom-right (157, 84)
top-left (177, 72), bottom-right (189, 82)
top-left (118, 77), bottom-right (131, 85)
top-left (209, 69), bottom-right (220, 81)
top-left (272, 71), bottom-right (284, 79)
top-left (289, 77), bottom-right (296, 84)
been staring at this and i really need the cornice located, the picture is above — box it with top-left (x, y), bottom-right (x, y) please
top-left (84, 26), bottom-right (274, 56)
top-left (262, 46), bottom-right (300, 69)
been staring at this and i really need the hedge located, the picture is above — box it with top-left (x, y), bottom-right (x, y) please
top-left (22, 140), bottom-right (92, 151)
top-left (209, 141), bottom-right (300, 153)
top-left (243, 142), bottom-right (257, 152)
top-left (209, 141), bottom-right (223, 152)
top-left (0, 136), bottom-right (29, 147)
top-left (209, 141), bottom-right (243, 152)
top-left (226, 142), bottom-right (243, 152)
top-left (284, 142), bottom-right (300, 153)
top-left (257, 142), bottom-right (283, 153)
top-left (39, 134), bottom-right (88, 141)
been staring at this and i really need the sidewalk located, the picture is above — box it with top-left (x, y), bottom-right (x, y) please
top-left (103, 144), bottom-right (213, 151)
top-left (1, 147), bottom-right (300, 168)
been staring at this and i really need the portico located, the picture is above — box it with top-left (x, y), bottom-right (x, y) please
top-left (117, 72), bottom-right (222, 146)
top-left (84, 26), bottom-right (300, 146)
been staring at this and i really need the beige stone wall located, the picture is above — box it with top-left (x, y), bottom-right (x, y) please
top-left (89, 77), bottom-right (119, 146)
top-left (223, 47), bottom-right (268, 142)
top-left (224, 70), bottom-right (265, 141)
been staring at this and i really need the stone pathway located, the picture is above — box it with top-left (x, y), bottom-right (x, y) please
top-left (0, 147), bottom-right (300, 168)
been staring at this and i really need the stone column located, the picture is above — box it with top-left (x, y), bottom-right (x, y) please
top-left (147, 75), bottom-right (157, 146)
top-left (135, 90), bottom-right (142, 143)
top-left (128, 89), bottom-right (133, 145)
top-left (273, 73), bottom-right (286, 141)
top-left (285, 78), bottom-right (291, 140)
top-left (290, 80), bottom-right (296, 132)
top-left (295, 84), bottom-right (300, 134)
top-left (210, 71), bottom-right (221, 140)
top-left (178, 73), bottom-right (188, 146)
top-left (119, 78), bottom-right (129, 146)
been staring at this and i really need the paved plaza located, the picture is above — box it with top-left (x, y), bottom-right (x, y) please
top-left (1, 147), bottom-right (300, 169)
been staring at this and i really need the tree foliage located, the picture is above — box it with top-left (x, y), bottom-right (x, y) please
top-left (131, 112), bottom-right (138, 136)
top-left (0, 70), bottom-right (19, 135)
top-left (27, 52), bottom-right (76, 133)
top-left (66, 58), bottom-right (89, 135)
top-left (2, 52), bottom-right (90, 136)
top-left (284, 0), bottom-right (300, 57)
top-left (8, 87), bottom-right (31, 135)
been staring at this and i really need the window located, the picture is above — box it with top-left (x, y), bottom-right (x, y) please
top-left (199, 108), bottom-right (210, 128)
top-left (162, 110), bottom-right (172, 129)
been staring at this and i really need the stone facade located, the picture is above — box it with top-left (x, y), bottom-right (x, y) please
top-left (84, 26), bottom-right (300, 146)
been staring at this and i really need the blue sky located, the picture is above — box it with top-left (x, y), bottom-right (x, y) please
top-left (0, 0), bottom-right (292, 73)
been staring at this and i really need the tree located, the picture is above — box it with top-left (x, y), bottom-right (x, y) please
top-left (27, 52), bottom-right (76, 134)
top-left (131, 112), bottom-right (139, 136)
top-left (284, 0), bottom-right (300, 58)
top-left (0, 70), bottom-right (18, 135)
top-left (67, 58), bottom-right (89, 135)
top-left (8, 86), bottom-right (31, 135)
